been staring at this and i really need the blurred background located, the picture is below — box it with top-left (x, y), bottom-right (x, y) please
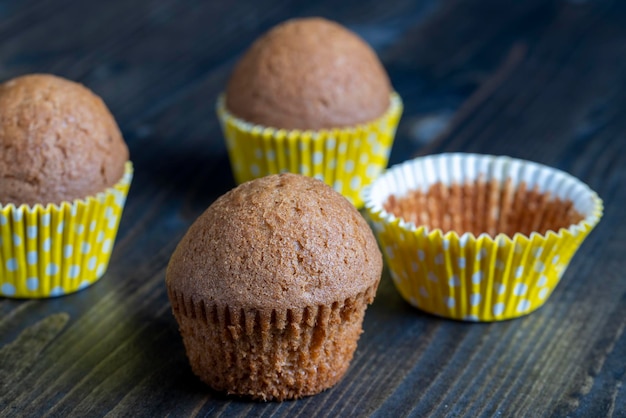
top-left (5, 0), bottom-right (622, 177)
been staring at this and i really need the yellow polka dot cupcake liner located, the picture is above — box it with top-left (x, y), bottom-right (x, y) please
top-left (0, 162), bottom-right (133, 298)
top-left (216, 93), bottom-right (402, 208)
top-left (363, 154), bottom-right (603, 321)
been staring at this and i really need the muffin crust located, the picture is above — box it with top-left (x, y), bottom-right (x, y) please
top-left (225, 17), bottom-right (392, 130)
top-left (167, 173), bottom-right (381, 311)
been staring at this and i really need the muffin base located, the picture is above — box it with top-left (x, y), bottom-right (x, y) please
top-left (168, 284), bottom-right (377, 401)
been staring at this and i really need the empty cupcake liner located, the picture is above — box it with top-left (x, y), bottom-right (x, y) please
top-left (168, 284), bottom-right (377, 400)
top-left (0, 162), bottom-right (133, 298)
top-left (363, 153), bottom-right (603, 321)
top-left (216, 93), bottom-right (403, 208)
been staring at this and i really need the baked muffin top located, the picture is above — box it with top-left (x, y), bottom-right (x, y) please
top-left (0, 74), bottom-right (129, 206)
top-left (225, 17), bottom-right (392, 130)
top-left (166, 173), bottom-right (382, 311)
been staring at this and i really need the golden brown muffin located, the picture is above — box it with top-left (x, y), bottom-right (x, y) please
top-left (225, 17), bottom-right (392, 130)
top-left (0, 74), bottom-right (129, 206)
top-left (166, 173), bottom-right (382, 401)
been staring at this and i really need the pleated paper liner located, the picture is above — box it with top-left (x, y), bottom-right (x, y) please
top-left (168, 284), bottom-right (377, 401)
top-left (0, 162), bottom-right (133, 298)
top-left (216, 93), bottom-right (403, 208)
top-left (363, 153), bottom-right (603, 321)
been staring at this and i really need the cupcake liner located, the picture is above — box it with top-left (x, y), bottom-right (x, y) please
top-left (363, 153), bottom-right (602, 321)
top-left (168, 284), bottom-right (377, 401)
top-left (0, 162), bottom-right (133, 298)
top-left (216, 93), bottom-right (403, 208)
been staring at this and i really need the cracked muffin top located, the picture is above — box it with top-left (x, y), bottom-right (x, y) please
top-left (0, 74), bottom-right (129, 206)
top-left (225, 17), bottom-right (392, 131)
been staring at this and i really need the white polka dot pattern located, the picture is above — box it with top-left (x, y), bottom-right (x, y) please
top-left (0, 162), bottom-right (133, 298)
top-left (217, 93), bottom-right (403, 208)
top-left (365, 153), bottom-right (602, 321)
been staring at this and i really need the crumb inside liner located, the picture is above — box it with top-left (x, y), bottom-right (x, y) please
top-left (383, 180), bottom-right (584, 237)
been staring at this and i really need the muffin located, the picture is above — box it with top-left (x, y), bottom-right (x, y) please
top-left (0, 74), bottom-right (133, 298)
top-left (166, 173), bottom-right (382, 401)
top-left (217, 17), bottom-right (403, 208)
top-left (364, 153), bottom-right (603, 321)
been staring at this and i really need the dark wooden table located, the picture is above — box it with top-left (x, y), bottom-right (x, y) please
top-left (1, 0), bottom-right (625, 416)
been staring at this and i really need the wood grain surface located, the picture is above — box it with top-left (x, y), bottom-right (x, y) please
top-left (1, 0), bottom-right (625, 416)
